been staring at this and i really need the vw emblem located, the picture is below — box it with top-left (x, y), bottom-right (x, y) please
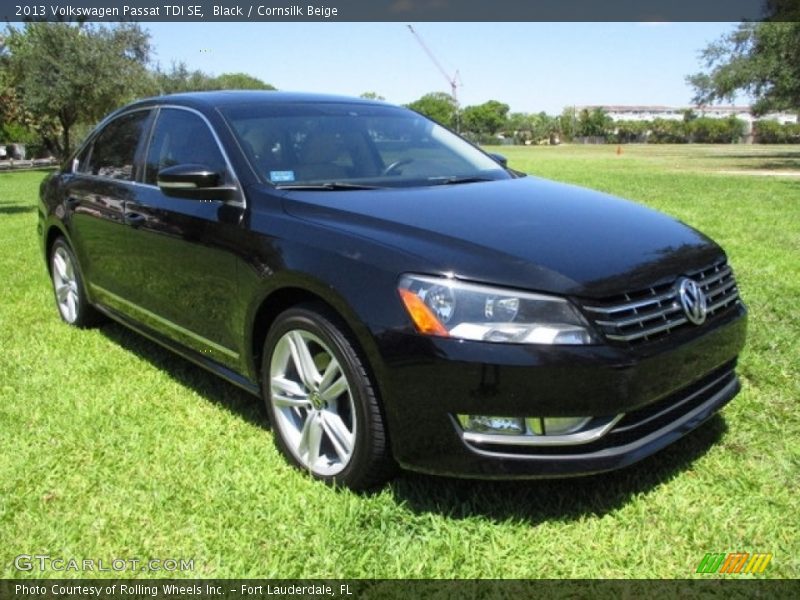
top-left (677, 278), bottom-right (708, 325)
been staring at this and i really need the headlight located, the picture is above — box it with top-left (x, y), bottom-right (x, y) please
top-left (398, 274), bottom-right (598, 345)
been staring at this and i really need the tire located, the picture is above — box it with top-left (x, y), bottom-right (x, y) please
top-left (49, 238), bottom-right (102, 328)
top-left (262, 304), bottom-right (394, 490)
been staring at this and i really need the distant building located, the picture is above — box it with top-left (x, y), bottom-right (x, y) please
top-left (577, 105), bottom-right (797, 130)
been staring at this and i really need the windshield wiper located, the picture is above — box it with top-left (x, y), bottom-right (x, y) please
top-left (275, 182), bottom-right (385, 191)
top-left (431, 176), bottom-right (494, 186)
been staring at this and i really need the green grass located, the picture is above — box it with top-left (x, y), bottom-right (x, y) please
top-left (1, 145), bottom-right (798, 580)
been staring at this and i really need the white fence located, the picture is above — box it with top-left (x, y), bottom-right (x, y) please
top-left (0, 158), bottom-right (58, 171)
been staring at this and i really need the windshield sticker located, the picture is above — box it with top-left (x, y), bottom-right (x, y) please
top-left (269, 170), bottom-right (295, 182)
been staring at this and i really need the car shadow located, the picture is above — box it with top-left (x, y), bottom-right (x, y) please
top-left (387, 414), bottom-right (727, 524)
top-left (99, 321), bottom-right (268, 430)
top-left (0, 204), bottom-right (36, 215)
top-left (98, 319), bottom-right (727, 521)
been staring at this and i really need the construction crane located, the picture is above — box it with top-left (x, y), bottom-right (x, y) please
top-left (406, 25), bottom-right (462, 130)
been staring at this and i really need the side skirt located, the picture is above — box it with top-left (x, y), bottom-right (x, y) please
top-left (94, 303), bottom-right (261, 398)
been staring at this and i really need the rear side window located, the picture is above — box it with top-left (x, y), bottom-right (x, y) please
top-left (84, 110), bottom-right (151, 180)
top-left (144, 109), bottom-right (227, 185)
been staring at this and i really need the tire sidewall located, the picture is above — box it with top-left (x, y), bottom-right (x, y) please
top-left (261, 307), bottom-right (378, 487)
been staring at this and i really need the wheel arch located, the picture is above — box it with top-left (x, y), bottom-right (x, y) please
top-left (247, 283), bottom-right (395, 459)
top-left (44, 223), bottom-right (71, 273)
top-left (246, 284), bottom-right (386, 394)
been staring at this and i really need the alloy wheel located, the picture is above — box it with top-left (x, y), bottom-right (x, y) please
top-left (52, 246), bottom-right (80, 324)
top-left (269, 329), bottom-right (356, 477)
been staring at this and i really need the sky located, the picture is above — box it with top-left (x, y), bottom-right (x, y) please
top-left (143, 22), bottom-right (748, 114)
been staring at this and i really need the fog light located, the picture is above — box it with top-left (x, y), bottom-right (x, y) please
top-left (457, 413), bottom-right (622, 447)
top-left (542, 416), bottom-right (592, 435)
top-left (520, 416), bottom-right (594, 436)
top-left (525, 418), bottom-right (544, 435)
top-left (458, 414), bottom-right (594, 437)
top-left (457, 414), bottom-right (525, 435)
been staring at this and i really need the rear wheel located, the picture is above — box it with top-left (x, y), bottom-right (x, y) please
top-left (49, 238), bottom-right (101, 327)
top-left (262, 305), bottom-right (394, 490)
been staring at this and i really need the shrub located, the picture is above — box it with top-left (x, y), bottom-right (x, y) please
top-left (754, 120), bottom-right (800, 143)
top-left (689, 116), bottom-right (745, 143)
top-left (649, 119), bottom-right (689, 143)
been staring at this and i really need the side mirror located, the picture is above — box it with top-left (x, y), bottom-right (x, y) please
top-left (488, 153), bottom-right (508, 168)
top-left (157, 164), bottom-right (237, 201)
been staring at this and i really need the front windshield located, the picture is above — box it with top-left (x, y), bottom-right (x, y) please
top-left (221, 102), bottom-right (511, 188)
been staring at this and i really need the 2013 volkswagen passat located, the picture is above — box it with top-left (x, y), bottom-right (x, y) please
top-left (38, 92), bottom-right (747, 489)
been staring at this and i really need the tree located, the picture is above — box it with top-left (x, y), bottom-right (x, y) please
top-left (214, 72), bottom-right (275, 90)
top-left (754, 119), bottom-right (800, 143)
top-left (1, 37), bottom-right (51, 157)
top-left (687, 17), bottom-right (800, 114)
top-left (405, 92), bottom-right (458, 128)
top-left (559, 107), bottom-right (578, 141)
top-left (688, 116), bottom-right (745, 143)
top-left (506, 112), bottom-right (530, 132)
top-left (649, 119), bottom-right (689, 144)
top-left (611, 120), bottom-right (648, 144)
top-left (5, 22), bottom-right (151, 157)
top-left (576, 108), bottom-right (612, 138)
top-left (152, 64), bottom-right (275, 95)
top-left (682, 109), bottom-right (698, 122)
top-left (506, 111), bottom-right (558, 144)
top-left (461, 100), bottom-right (510, 135)
top-left (506, 112), bottom-right (534, 143)
top-left (0, 34), bottom-right (8, 94)
top-left (533, 112), bottom-right (560, 143)
top-left (360, 91), bottom-right (385, 101)
top-left (152, 62), bottom-right (217, 94)
top-left (0, 34), bottom-right (18, 137)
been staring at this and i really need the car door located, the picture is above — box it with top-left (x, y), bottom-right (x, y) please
top-left (118, 106), bottom-right (245, 370)
top-left (63, 109), bottom-right (154, 303)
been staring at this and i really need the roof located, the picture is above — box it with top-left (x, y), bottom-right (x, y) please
top-left (128, 90), bottom-right (383, 111)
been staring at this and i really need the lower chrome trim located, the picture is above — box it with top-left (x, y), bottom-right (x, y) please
top-left (613, 368), bottom-right (734, 435)
top-left (461, 372), bottom-right (738, 462)
top-left (459, 413), bottom-right (624, 447)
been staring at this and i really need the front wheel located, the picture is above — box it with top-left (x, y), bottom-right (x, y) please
top-left (262, 305), bottom-right (394, 490)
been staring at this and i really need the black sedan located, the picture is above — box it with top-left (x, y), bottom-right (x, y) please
top-left (38, 91), bottom-right (747, 489)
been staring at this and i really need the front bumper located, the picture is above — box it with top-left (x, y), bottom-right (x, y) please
top-left (375, 304), bottom-right (747, 478)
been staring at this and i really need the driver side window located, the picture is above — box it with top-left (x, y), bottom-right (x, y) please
top-left (144, 109), bottom-right (227, 185)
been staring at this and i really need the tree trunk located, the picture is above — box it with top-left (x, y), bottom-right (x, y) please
top-left (61, 125), bottom-right (70, 160)
top-left (58, 112), bottom-right (72, 160)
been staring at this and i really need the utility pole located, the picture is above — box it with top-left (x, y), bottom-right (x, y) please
top-left (406, 24), bottom-right (462, 132)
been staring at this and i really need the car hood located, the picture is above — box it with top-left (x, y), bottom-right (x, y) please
top-left (278, 176), bottom-right (724, 298)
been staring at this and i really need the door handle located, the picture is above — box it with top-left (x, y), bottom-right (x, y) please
top-left (124, 212), bottom-right (146, 227)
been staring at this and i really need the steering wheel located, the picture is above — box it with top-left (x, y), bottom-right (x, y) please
top-left (382, 158), bottom-right (414, 176)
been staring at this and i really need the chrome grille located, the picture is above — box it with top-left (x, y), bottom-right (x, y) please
top-left (582, 261), bottom-right (741, 343)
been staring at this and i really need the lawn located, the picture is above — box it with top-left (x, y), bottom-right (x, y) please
top-left (1, 145), bottom-right (798, 580)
